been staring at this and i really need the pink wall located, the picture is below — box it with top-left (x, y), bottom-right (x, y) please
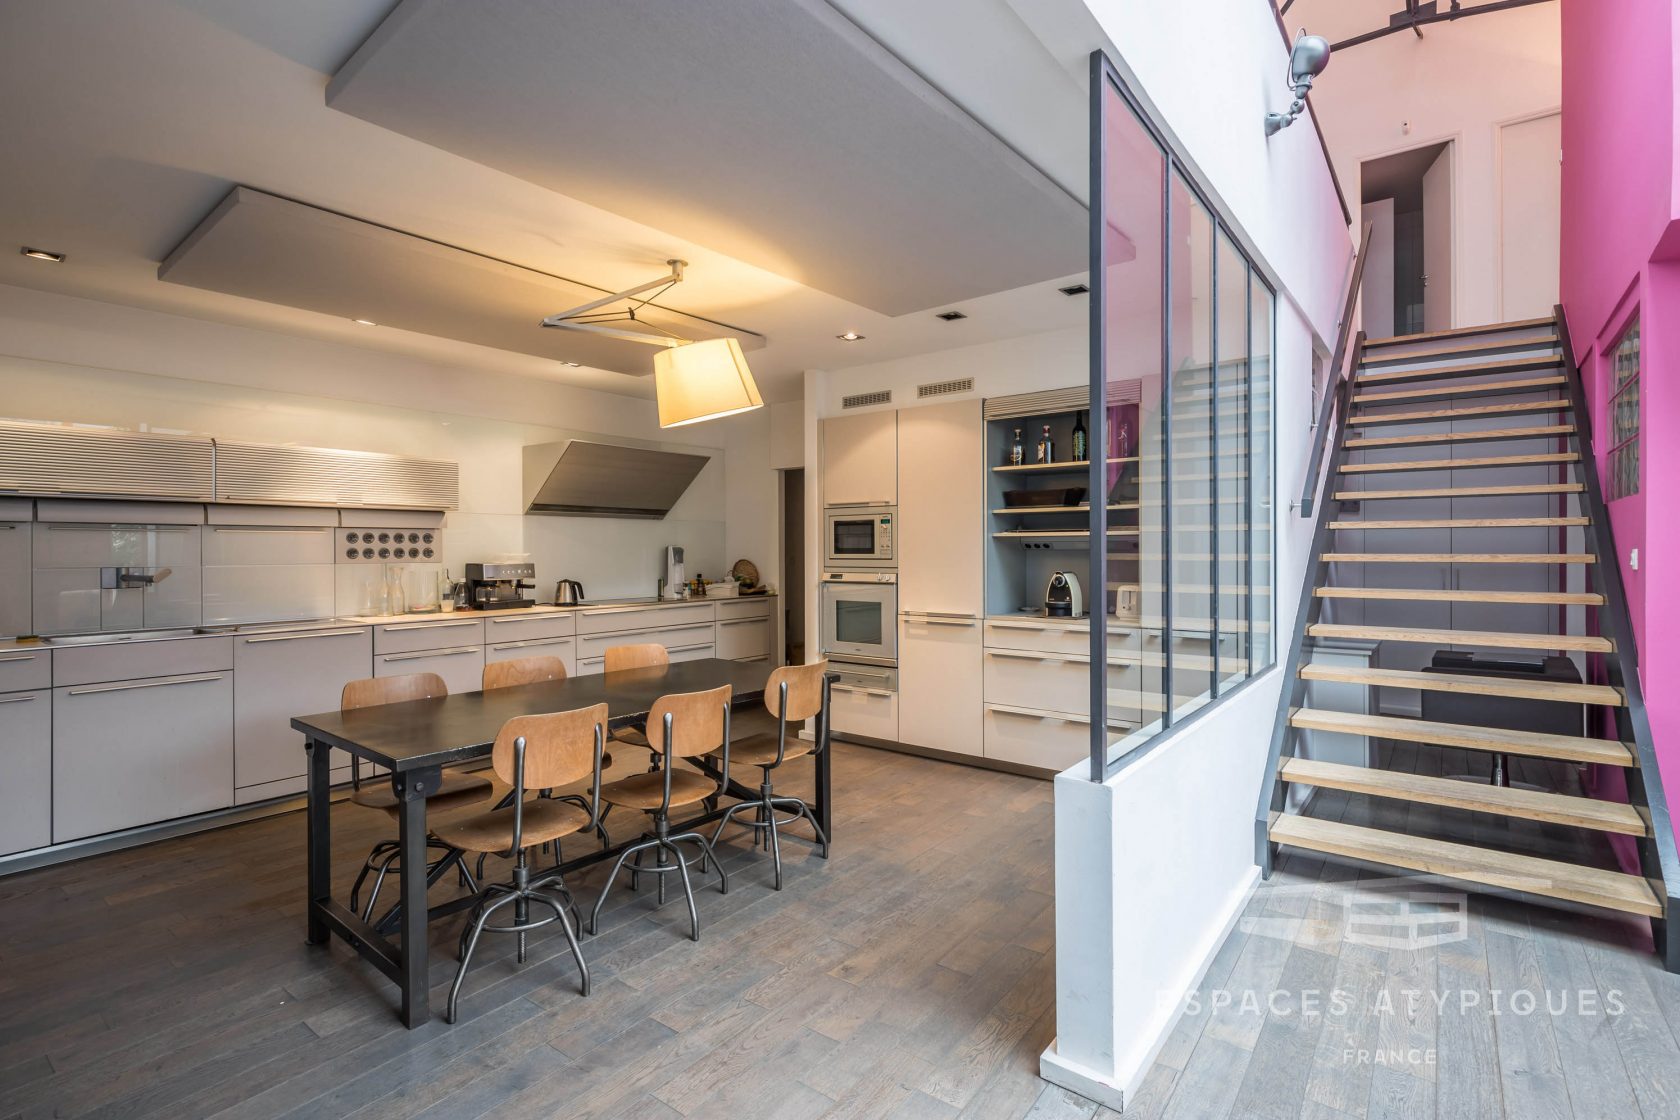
top-left (1560, 0), bottom-right (1680, 849)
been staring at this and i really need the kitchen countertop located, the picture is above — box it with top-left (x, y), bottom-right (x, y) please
top-left (986, 612), bottom-right (1144, 629)
top-left (1, 593), bottom-right (779, 651)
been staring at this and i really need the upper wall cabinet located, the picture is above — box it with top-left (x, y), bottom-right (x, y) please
top-left (215, 442), bottom-right (459, 510)
top-left (821, 411), bottom-right (897, 507)
top-left (898, 399), bottom-right (982, 615)
top-left (0, 421), bottom-right (214, 501)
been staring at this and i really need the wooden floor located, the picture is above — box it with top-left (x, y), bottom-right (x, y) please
top-left (1126, 742), bottom-right (1680, 1120)
top-left (0, 741), bottom-right (1080, 1120)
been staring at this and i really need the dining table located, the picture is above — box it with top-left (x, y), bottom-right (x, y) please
top-left (291, 657), bottom-right (830, 1027)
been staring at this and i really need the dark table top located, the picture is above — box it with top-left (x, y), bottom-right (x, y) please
top-left (290, 658), bottom-right (773, 771)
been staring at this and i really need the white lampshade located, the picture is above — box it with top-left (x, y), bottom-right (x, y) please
top-left (653, 337), bottom-right (764, 428)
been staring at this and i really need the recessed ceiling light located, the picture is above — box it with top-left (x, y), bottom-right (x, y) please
top-left (21, 247), bottom-right (65, 263)
top-left (935, 310), bottom-right (967, 321)
top-left (1059, 283), bottom-right (1090, 296)
top-left (837, 331), bottom-right (865, 342)
top-left (561, 360), bottom-right (581, 367)
top-left (352, 318), bottom-right (377, 326)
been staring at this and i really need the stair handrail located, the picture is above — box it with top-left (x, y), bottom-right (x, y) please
top-left (1554, 304), bottom-right (1680, 963)
top-left (1300, 221), bottom-right (1374, 518)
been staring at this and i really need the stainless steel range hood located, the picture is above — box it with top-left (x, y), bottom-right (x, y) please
top-left (521, 439), bottom-right (711, 519)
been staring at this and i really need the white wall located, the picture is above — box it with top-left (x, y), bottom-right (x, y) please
top-left (1308, 4), bottom-right (1561, 328)
top-left (0, 284), bottom-right (778, 604)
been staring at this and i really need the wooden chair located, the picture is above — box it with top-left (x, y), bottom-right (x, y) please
top-left (604, 643), bottom-right (669, 763)
top-left (482, 655), bottom-right (610, 849)
top-left (710, 661), bottom-right (832, 890)
top-left (589, 684), bottom-right (732, 941)
top-left (342, 673), bottom-right (494, 921)
top-left (481, 655), bottom-right (567, 691)
top-left (431, 704), bottom-right (607, 1023)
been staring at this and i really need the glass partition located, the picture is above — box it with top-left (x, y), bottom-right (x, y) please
top-left (1090, 53), bottom-right (1277, 779)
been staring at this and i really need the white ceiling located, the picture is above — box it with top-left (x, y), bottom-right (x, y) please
top-left (0, 0), bottom-right (1097, 405)
top-left (1275, 0), bottom-right (1553, 49)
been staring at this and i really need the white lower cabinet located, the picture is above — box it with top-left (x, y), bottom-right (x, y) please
top-left (52, 670), bottom-right (234, 843)
top-left (233, 627), bottom-right (371, 801)
top-left (486, 635), bottom-right (577, 677)
top-left (374, 644), bottom-right (484, 694)
top-left (716, 615), bottom-right (771, 660)
top-left (0, 689), bottom-right (51, 855)
top-left (983, 705), bottom-right (1097, 771)
top-left (898, 616), bottom-right (982, 757)
top-left (983, 649), bottom-right (1144, 723)
top-left (829, 663), bottom-right (899, 741)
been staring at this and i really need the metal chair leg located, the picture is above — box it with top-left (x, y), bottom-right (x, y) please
top-left (668, 838), bottom-right (700, 941)
top-left (777, 797), bottom-right (831, 858)
top-left (534, 890), bottom-right (590, 997)
top-left (589, 838), bottom-right (656, 935)
top-left (766, 801), bottom-right (784, 891)
top-left (655, 843), bottom-right (668, 907)
top-left (446, 890), bottom-right (518, 1024)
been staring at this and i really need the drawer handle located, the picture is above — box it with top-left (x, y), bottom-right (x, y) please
top-left (718, 618), bottom-right (766, 628)
top-left (666, 642), bottom-right (714, 654)
top-left (381, 647), bottom-right (477, 662)
top-left (663, 622), bottom-right (716, 634)
top-left (68, 674), bottom-right (222, 696)
top-left (832, 684), bottom-right (893, 697)
top-left (0, 693), bottom-right (38, 704)
top-left (986, 622), bottom-right (1047, 631)
top-left (243, 629), bottom-right (365, 644)
top-left (908, 617), bottom-right (977, 628)
top-left (382, 620), bottom-right (478, 632)
top-left (904, 611), bottom-right (977, 620)
top-left (211, 526), bottom-right (330, 534)
top-left (489, 637), bottom-right (573, 651)
top-left (0, 653), bottom-right (40, 663)
top-left (47, 524), bottom-right (193, 532)
top-left (987, 649), bottom-right (1078, 664)
top-left (489, 615), bottom-right (569, 625)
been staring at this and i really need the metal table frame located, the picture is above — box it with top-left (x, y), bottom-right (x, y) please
top-left (291, 659), bottom-right (832, 1027)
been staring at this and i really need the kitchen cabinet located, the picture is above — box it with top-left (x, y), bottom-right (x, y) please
top-left (31, 523), bottom-right (203, 634)
top-left (576, 602), bottom-right (712, 636)
top-left (0, 688), bottom-right (51, 855)
top-left (486, 634), bottom-right (577, 677)
top-left (0, 521), bottom-right (30, 637)
top-left (374, 644), bottom-right (485, 694)
top-left (898, 400), bottom-right (983, 615)
top-left (372, 617), bottom-right (484, 655)
top-left (828, 662), bottom-right (898, 741)
top-left (53, 670), bottom-right (234, 843)
top-left (983, 705), bottom-right (1099, 771)
top-left (821, 411), bottom-right (897, 506)
top-left (898, 613), bottom-right (982, 756)
top-left (716, 598), bottom-right (772, 661)
top-left (233, 626), bottom-right (372, 801)
top-left (577, 618), bottom-right (717, 673)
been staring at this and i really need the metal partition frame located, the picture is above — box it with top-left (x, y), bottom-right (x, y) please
top-left (1087, 50), bottom-right (1282, 782)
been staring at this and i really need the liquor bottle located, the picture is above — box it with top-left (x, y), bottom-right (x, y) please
top-left (1071, 410), bottom-right (1088, 462)
top-left (1036, 423), bottom-right (1054, 464)
top-left (1009, 428), bottom-right (1025, 466)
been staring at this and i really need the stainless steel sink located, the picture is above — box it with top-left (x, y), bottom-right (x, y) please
top-left (44, 628), bottom-right (201, 646)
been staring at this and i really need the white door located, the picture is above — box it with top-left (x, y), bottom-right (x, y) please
top-left (898, 399), bottom-right (983, 616)
top-left (821, 411), bottom-right (898, 506)
top-left (1499, 113), bottom-right (1562, 321)
top-left (898, 615), bottom-right (982, 756)
top-left (1360, 198), bottom-right (1397, 339)
top-left (1422, 145), bottom-right (1454, 331)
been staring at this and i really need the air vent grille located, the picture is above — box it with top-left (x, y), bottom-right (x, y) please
top-left (842, 390), bottom-right (893, 409)
top-left (215, 441), bottom-right (459, 510)
top-left (0, 421), bottom-right (214, 500)
top-left (983, 381), bottom-right (1143, 420)
top-left (918, 378), bottom-right (974, 399)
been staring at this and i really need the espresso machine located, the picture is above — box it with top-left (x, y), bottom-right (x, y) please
top-left (464, 562), bottom-right (537, 609)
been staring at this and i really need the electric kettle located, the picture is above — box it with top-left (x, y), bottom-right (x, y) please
top-left (554, 579), bottom-right (584, 606)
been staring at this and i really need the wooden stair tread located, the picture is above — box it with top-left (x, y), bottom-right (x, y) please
top-left (1279, 757), bottom-right (1646, 835)
top-left (1298, 663), bottom-right (1624, 707)
top-left (1322, 552), bottom-right (1595, 563)
top-left (1340, 452), bottom-right (1577, 474)
top-left (1267, 814), bottom-right (1662, 917)
top-left (1347, 399), bottom-right (1570, 427)
top-left (1315, 586), bottom-right (1604, 606)
top-left (1306, 622), bottom-right (1611, 653)
top-left (1353, 374), bottom-right (1565, 402)
top-left (1289, 708), bottom-right (1632, 767)
top-left (1347, 424), bottom-right (1575, 450)
top-left (1361, 335), bottom-right (1559, 367)
top-left (1362, 317), bottom-right (1556, 348)
top-left (1334, 483), bottom-right (1583, 501)
top-left (1329, 517), bottom-right (1590, 530)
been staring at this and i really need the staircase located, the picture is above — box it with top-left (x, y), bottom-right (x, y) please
top-left (1257, 308), bottom-right (1680, 968)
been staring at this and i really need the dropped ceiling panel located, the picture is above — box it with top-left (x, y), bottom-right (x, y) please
top-left (325, 0), bottom-right (1085, 315)
top-left (158, 188), bottom-right (763, 375)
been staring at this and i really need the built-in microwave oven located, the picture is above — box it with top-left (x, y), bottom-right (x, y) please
top-left (823, 504), bottom-right (895, 569)
top-left (819, 570), bottom-right (898, 667)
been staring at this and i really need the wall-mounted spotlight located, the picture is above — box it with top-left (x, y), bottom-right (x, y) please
top-left (1264, 30), bottom-right (1331, 137)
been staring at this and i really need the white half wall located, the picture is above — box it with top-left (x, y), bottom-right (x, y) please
top-left (0, 284), bottom-right (778, 604)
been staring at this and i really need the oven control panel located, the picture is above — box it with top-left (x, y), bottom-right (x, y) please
top-left (336, 527), bottom-right (441, 563)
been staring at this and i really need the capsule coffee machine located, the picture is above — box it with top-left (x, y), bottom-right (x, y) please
top-left (464, 562), bottom-right (537, 609)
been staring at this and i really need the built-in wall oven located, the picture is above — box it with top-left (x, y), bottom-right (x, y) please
top-left (823, 504), bottom-right (895, 570)
top-left (819, 570), bottom-right (898, 667)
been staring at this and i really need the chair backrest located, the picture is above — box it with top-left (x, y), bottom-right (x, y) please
top-left (491, 703), bottom-right (607, 792)
top-left (342, 672), bottom-right (448, 711)
top-left (604, 642), bottom-right (668, 673)
top-left (647, 684), bottom-right (732, 760)
top-left (482, 655), bottom-right (567, 691)
top-left (766, 660), bottom-right (828, 722)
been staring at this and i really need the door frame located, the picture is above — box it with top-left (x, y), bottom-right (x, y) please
top-left (1356, 132), bottom-right (1463, 332)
